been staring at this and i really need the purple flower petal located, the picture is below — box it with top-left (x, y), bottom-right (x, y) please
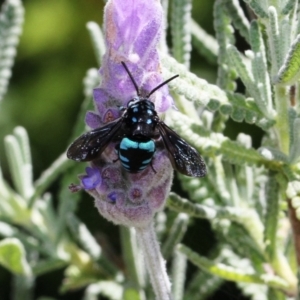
top-left (85, 111), bottom-right (102, 129)
top-left (81, 167), bottom-right (102, 190)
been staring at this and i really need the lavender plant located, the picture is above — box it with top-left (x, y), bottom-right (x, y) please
top-left (1, 0), bottom-right (300, 299)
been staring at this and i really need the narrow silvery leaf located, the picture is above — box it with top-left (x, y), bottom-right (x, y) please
top-left (171, 251), bottom-right (187, 300)
top-left (171, 0), bottom-right (192, 68)
top-left (29, 153), bottom-right (70, 208)
top-left (162, 213), bottom-right (189, 259)
top-left (168, 192), bottom-right (250, 222)
top-left (274, 34), bottom-right (300, 85)
top-left (213, 0), bottom-right (236, 90)
top-left (267, 6), bottom-right (284, 76)
top-left (226, 44), bottom-right (271, 117)
top-left (211, 156), bottom-right (231, 204)
top-left (281, 0), bottom-right (297, 15)
top-left (67, 214), bottom-right (102, 260)
top-left (249, 20), bottom-right (273, 114)
top-left (11, 274), bottom-right (34, 300)
top-left (258, 147), bottom-right (289, 162)
top-left (178, 244), bottom-right (289, 289)
top-left (86, 22), bottom-right (106, 67)
top-left (83, 281), bottom-right (123, 300)
top-left (55, 167), bottom-right (81, 244)
top-left (83, 68), bottom-right (100, 98)
top-left (0, 0), bottom-right (24, 101)
top-left (162, 54), bottom-right (267, 123)
top-left (264, 172), bottom-right (279, 261)
top-left (289, 118), bottom-right (300, 163)
top-left (13, 127), bottom-right (34, 199)
top-left (13, 127), bottom-right (32, 166)
top-left (223, 0), bottom-right (250, 43)
top-left (185, 270), bottom-right (223, 300)
top-left (32, 259), bottom-right (67, 276)
top-left (190, 19), bottom-right (218, 65)
top-left (120, 226), bottom-right (146, 291)
top-left (4, 134), bottom-right (26, 198)
top-left (217, 221), bottom-right (265, 264)
top-left (243, 0), bottom-right (268, 18)
top-left (167, 110), bottom-right (278, 168)
top-left (226, 46), bottom-right (253, 92)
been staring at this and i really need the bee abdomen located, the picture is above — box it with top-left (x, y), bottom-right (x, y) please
top-left (118, 137), bottom-right (155, 172)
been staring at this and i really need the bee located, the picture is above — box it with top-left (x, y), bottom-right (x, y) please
top-left (67, 62), bottom-right (206, 177)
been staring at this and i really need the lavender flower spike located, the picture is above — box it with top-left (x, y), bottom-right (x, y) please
top-left (80, 0), bottom-right (174, 228)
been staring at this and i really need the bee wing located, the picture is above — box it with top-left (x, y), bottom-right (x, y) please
top-left (157, 121), bottom-right (206, 177)
top-left (67, 118), bottom-right (124, 162)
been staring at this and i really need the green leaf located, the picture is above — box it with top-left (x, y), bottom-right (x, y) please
top-left (185, 270), bottom-right (223, 300)
top-left (267, 288), bottom-right (286, 300)
top-left (123, 288), bottom-right (141, 300)
top-left (178, 244), bottom-right (289, 289)
top-left (0, 238), bottom-right (31, 275)
top-left (274, 34), bottom-right (300, 85)
top-left (32, 258), bottom-right (67, 276)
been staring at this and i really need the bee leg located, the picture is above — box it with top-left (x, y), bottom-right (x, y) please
top-left (113, 144), bottom-right (120, 163)
top-left (150, 161), bottom-right (157, 174)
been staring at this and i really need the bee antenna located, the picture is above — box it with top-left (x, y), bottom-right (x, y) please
top-left (121, 61), bottom-right (140, 96)
top-left (147, 74), bottom-right (179, 97)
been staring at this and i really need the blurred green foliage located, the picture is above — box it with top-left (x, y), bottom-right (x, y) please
top-left (0, 0), bottom-right (105, 177)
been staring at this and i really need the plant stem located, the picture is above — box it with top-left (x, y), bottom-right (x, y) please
top-left (288, 199), bottom-right (300, 266)
top-left (135, 222), bottom-right (172, 300)
top-left (274, 85), bottom-right (289, 155)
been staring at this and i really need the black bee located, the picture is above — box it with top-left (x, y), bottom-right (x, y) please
top-left (67, 62), bottom-right (206, 177)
